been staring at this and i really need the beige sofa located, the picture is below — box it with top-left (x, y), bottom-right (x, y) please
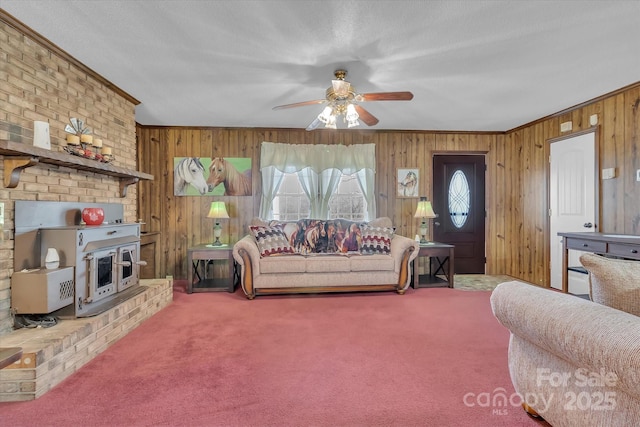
top-left (233, 217), bottom-right (419, 299)
top-left (491, 280), bottom-right (640, 426)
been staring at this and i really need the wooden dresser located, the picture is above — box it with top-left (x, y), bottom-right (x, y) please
top-left (558, 232), bottom-right (640, 293)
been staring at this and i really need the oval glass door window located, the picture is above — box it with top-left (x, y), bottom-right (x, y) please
top-left (448, 170), bottom-right (470, 228)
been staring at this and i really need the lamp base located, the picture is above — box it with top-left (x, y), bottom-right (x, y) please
top-left (211, 237), bottom-right (223, 246)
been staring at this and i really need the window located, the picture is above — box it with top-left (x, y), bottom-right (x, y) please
top-left (273, 172), bottom-right (367, 221)
top-left (328, 173), bottom-right (366, 221)
top-left (272, 173), bottom-right (310, 221)
top-left (259, 142), bottom-right (376, 220)
top-left (448, 169), bottom-right (470, 228)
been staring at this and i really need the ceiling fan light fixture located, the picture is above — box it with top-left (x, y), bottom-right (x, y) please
top-left (345, 103), bottom-right (360, 128)
top-left (318, 106), bottom-right (334, 124)
top-left (273, 69), bottom-right (413, 131)
top-left (325, 114), bottom-right (337, 129)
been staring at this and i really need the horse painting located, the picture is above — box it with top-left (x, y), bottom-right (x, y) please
top-left (397, 169), bottom-right (419, 197)
top-left (174, 157), bottom-right (208, 195)
top-left (207, 157), bottom-right (252, 196)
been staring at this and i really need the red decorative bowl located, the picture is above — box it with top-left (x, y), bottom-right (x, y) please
top-left (82, 207), bottom-right (105, 225)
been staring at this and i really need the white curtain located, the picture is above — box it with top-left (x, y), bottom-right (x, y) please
top-left (260, 142), bottom-right (376, 219)
top-left (296, 167), bottom-right (319, 217)
top-left (355, 168), bottom-right (377, 220)
top-left (318, 168), bottom-right (342, 218)
top-left (258, 166), bottom-right (285, 219)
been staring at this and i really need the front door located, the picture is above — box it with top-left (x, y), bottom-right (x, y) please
top-left (432, 155), bottom-right (486, 273)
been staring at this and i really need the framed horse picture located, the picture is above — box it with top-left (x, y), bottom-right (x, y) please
top-left (173, 157), bottom-right (252, 196)
top-left (397, 168), bottom-right (419, 198)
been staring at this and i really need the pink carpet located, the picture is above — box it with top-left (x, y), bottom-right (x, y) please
top-left (1, 284), bottom-right (547, 426)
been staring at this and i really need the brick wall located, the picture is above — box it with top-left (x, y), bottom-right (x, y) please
top-left (0, 21), bottom-right (139, 336)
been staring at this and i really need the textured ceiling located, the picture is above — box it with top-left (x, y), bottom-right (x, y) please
top-left (2, 0), bottom-right (639, 131)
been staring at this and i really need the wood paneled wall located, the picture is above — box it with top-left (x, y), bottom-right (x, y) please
top-left (137, 82), bottom-right (639, 284)
top-left (498, 83), bottom-right (640, 286)
top-left (136, 127), bottom-right (498, 280)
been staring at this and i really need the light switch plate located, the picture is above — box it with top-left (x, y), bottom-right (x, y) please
top-left (602, 168), bottom-right (616, 180)
top-left (637, 169), bottom-right (640, 182)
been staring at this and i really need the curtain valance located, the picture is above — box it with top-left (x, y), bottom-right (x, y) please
top-left (260, 142), bottom-right (376, 174)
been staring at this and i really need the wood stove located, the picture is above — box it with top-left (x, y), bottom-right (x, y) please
top-left (12, 201), bottom-right (147, 318)
top-left (39, 223), bottom-right (145, 317)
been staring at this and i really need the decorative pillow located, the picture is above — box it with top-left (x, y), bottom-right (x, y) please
top-left (249, 224), bottom-right (294, 257)
top-left (360, 224), bottom-right (395, 254)
top-left (367, 217), bottom-right (393, 229)
top-left (250, 217), bottom-right (271, 227)
top-left (580, 253), bottom-right (640, 317)
top-left (327, 219), bottom-right (362, 253)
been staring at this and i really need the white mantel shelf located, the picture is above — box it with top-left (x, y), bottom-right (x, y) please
top-left (0, 139), bottom-right (153, 197)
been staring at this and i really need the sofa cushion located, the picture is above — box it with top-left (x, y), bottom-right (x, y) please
top-left (360, 224), bottom-right (394, 254)
top-left (350, 254), bottom-right (395, 271)
top-left (249, 224), bottom-right (294, 257)
top-left (580, 253), bottom-right (640, 316)
top-left (259, 254), bottom-right (306, 273)
top-left (305, 254), bottom-right (351, 272)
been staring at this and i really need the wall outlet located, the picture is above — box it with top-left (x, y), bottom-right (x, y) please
top-left (560, 121), bottom-right (573, 132)
top-left (590, 114), bottom-right (598, 126)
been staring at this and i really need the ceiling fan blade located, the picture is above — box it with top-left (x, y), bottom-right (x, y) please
top-left (354, 105), bottom-right (379, 126)
top-left (272, 99), bottom-right (327, 110)
top-left (357, 91), bottom-right (414, 101)
top-left (306, 118), bottom-right (322, 131)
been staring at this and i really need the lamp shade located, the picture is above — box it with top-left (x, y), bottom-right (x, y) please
top-left (414, 198), bottom-right (437, 218)
top-left (207, 202), bottom-right (229, 219)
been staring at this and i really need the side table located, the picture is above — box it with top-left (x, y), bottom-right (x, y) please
top-left (187, 244), bottom-right (238, 293)
top-left (412, 242), bottom-right (455, 288)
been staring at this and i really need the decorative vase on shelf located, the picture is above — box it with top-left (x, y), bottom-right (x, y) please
top-left (45, 248), bottom-right (60, 269)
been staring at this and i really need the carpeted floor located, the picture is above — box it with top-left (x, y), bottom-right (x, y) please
top-left (1, 277), bottom-right (548, 427)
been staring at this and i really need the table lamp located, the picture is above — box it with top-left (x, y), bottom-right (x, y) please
top-left (414, 197), bottom-right (437, 244)
top-left (207, 201), bottom-right (230, 246)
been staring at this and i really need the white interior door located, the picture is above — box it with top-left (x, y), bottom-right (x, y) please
top-left (549, 131), bottom-right (597, 294)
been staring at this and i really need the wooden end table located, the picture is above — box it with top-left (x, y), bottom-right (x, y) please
top-left (187, 244), bottom-right (238, 293)
top-left (412, 242), bottom-right (455, 288)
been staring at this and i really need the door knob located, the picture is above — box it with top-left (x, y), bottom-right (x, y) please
top-left (434, 222), bottom-right (441, 227)
top-left (583, 222), bottom-right (593, 228)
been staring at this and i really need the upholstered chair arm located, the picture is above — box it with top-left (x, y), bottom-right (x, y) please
top-left (491, 280), bottom-right (640, 402)
top-left (390, 234), bottom-right (419, 273)
top-left (389, 235), bottom-right (419, 291)
top-left (233, 235), bottom-right (261, 299)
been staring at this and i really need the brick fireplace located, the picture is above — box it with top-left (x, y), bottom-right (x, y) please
top-left (0, 278), bottom-right (172, 401)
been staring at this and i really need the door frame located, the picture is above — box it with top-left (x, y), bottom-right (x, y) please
top-left (546, 126), bottom-right (600, 288)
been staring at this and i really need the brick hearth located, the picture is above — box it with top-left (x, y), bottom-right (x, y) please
top-left (0, 279), bottom-right (173, 402)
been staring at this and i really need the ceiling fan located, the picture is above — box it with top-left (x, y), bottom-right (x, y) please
top-left (272, 70), bottom-right (414, 131)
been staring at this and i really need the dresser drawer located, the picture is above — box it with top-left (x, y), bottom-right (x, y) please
top-left (607, 243), bottom-right (640, 260)
top-left (565, 238), bottom-right (606, 253)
